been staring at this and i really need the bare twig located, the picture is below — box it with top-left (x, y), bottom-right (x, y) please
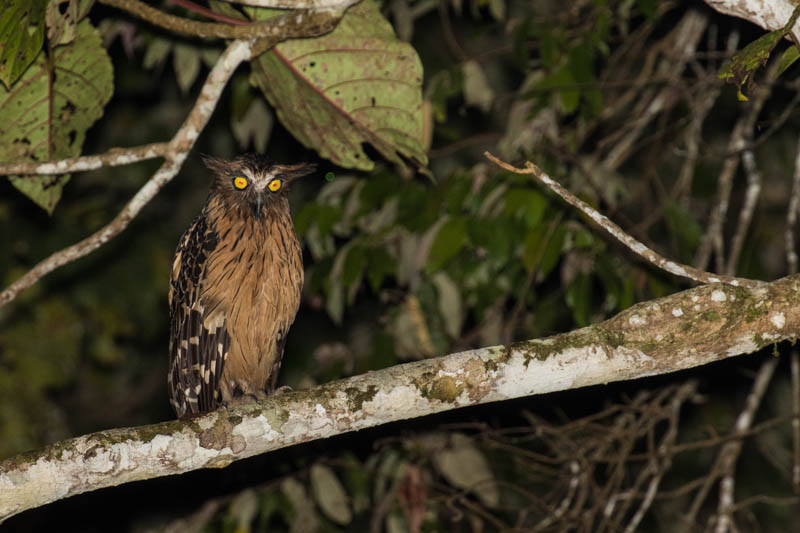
top-left (785, 135), bottom-right (800, 275)
top-left (0, 39), bottom-right (255, 309)
top-left (725, 147), bottom-right (761, 275)
top-left (0, 4), bottom-right (350, 309)
top-left (695, 58), bottom-right (779, 272)
top-left (622, 382), bottom-right (696, 533)
top-left (673, 30), bottom-right (739, 204)
top-left (220, 0), bottom-right (357, 7)
top-left (484, 152), bottom-right (763, 289)
top-left (792, 351), bottom-right (800, 494)
top-left (713, 357), bottom-right (778, 533)
top-left (601, 11), bottom-right (707, 172)
top-left (0, 143), bottom-right (169, 176)
top-left (532, 461), bottom-right (580, 531)
top-left (99, 0), bottom-right (350, 39)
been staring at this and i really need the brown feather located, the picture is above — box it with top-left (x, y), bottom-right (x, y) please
top-left (168, 154), bottom-right (311, 417)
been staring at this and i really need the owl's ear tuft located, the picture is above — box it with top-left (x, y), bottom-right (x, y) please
top-left (281, 163), bottom-right (317, 181)
top-left (201, 155), bottom-right (231, 176)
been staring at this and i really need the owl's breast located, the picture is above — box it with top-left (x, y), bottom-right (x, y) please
top-left (201, 211), bottom-right (303, 377)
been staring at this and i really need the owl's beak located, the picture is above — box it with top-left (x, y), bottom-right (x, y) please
top-left (250, 193), bottom-right (264, 219)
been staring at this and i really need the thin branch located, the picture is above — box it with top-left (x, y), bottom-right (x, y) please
top-left (98, 0), bottom-right (351, 39)
top-left (785, 135), bottom-right (800, 275)
top-left (2, 274), bottom-right (799, 521)
top-left (600, 10), bottom-right (707, 172)
top-left (0, 7), bottom-right (349, 309)
top-left (724, 147), bottom-right (761, 275)
top-left (220, 0), bottom-right (357, 7)
top-left (673, 30), bottom-right (739, 204)
top-left (0, 143), bottom-right (169, 176)
top-left (484, 152), bottom-right (762, 289)
top-left (694, 57), bottom-right (779, 272)
top-left (714, 357), bottom-right (778, 533)
top-left (792, 351), bottom-right (800, 494)
top-left (623, 382), bottom-right (696, 533)
top-left (0, 39), bottom-right (255, 309)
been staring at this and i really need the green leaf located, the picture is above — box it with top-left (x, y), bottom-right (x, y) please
top-left (432, 434), bottom-right (499, 508)
top-left (504, 188), bottom-right (547, 227)
top-left (539, 66), bottom-right (579, 114)
top-left (281, 478), bottom-right (320, 532)
top-left (310, 464), bottom-right (352, 525)
top-left (522, 225), bottom-right (547, 273)
top-left (432, 272), bottom-right (462, 338)
top-left (566, 273), bottom-right (592, 326)
top-left (778, 44), bottom-right (800, 78)
top-left (537, 223), bottom-right (566, 279)
top-left (173, 43), bottom-right (201, 94)
top-left (367, 247), bottom-right (396, 291)
top-left (142, 37), bottom-right (171, 69)
top-left (45, 0), bottom-right (94, 46)
top-left (2, 20), bottom-right (113, 212)
top-left (424, 67), bottom-right (462, 123)
top-left (663, 200), bottom-right (702, 262)
top-left (341, 244), bottom-right (367, 287)
top-left (462, 60), bottom-right (494, 113)
top-left (425, 217), bottom-right (468, 274)
top-left (248, 0), bottom-right (427, 171)
top-left (718, 5), bottom-right (800, 100)
top-left (0, 0), bottom-right (46, 88)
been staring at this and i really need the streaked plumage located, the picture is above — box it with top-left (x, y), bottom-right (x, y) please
top-left (168, 154), bottom-right (315, 417)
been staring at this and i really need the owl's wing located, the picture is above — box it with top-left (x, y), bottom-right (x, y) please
top-left (168, 213), bottom-right (230, 417)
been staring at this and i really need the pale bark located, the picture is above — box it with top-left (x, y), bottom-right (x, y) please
top-left (705, 0), bottom-right (800, 40)
top-left (3, 275), bottom-right (798, 521)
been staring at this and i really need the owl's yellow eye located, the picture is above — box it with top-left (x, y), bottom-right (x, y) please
top-left (268, 179), bottom-right (282, 192)
top-left (233, 177), bottom-right (248, 190)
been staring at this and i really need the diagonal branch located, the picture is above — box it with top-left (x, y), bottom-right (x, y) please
top-left (0, 143), bottom-right (170, 176)
top-left (99, 0), bottom-right (353, 39)
top-left (0, 6), bottom-right (350, 309)
top-left (0, 39), bottom-right (254, 308)
top-left (484, 153), bottom-right (763, 289)
top-left (2, 273), bottom-right (798, 521)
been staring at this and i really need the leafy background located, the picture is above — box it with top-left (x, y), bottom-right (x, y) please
top-left (2, 0), bottom-right (800, 531)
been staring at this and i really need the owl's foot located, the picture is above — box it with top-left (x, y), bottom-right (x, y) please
top-left (221, 390), bottom-right (268, 409)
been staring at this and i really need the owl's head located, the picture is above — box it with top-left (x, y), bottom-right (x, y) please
top-left (203, 153), bottom-right (316, 219)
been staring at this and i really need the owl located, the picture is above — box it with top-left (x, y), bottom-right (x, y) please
top-left (168, 153), bottom-right (315, 417)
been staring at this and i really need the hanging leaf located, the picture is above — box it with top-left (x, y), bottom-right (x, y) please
top-left (432, 434), bottom-right (499, 508)
top-left (45, 0), bottom-right (94, 46)
top-left (462, 60), bottom-right (494, 113)
top-left (0, 0), bottom-right (47, 88)
top-left (281, 477), bottom-right (320, 533)
top-left (432, 272), bottom-right (462, 338)
top-left (310, 463), bottom-right (353, 525)
top-left (425, 217), bottom-right (468, 274)
top-left (1, 20), bottom-right (113, 213)
top-left (248, 0), bottom-right (427, 171)
top-left (173, 43), bottom-right (201, 94)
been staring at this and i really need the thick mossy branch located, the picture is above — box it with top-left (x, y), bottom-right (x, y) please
top-left (2, 275), bottom-right (800, 521)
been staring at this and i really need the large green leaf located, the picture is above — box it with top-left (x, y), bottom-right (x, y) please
top-left (248, 0), bottom-right (427, 171)
top-left (1, 20), bottom-right (113, 213)
top-left (425, 216), bottom-right (468, 274)
top-left (0, 0), bottom-right (47, 88)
